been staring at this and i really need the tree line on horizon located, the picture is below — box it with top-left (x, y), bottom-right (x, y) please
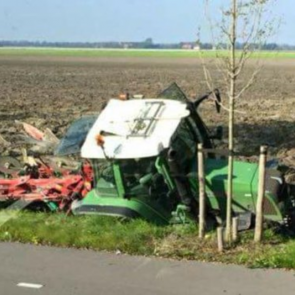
top-left (0, 39), bottom-right (294, 51)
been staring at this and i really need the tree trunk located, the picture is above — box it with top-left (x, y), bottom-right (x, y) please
top-left (198, 144), bottom-right (206, 239)
top-left (217, 226), bottom-right (224, 252)
top-left (254, 146), bottom-right (268, 243)
top-left (225, 0), bottom-right (237, 243)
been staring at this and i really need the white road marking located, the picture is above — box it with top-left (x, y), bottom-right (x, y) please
top-left (17, 282), bottom-right (44, 289)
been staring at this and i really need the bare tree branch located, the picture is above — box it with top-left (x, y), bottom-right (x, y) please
top-left (236, 66), bottom-right (261, 99)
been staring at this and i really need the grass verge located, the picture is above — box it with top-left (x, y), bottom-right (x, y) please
top-left (1, 212), bottom-right (295, 269)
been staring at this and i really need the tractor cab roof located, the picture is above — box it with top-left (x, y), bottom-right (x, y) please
top-left (81, 98), bottom-right (190, 159)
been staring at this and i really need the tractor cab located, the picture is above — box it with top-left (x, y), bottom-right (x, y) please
top-left (72, 96), bottom-right (203, 224)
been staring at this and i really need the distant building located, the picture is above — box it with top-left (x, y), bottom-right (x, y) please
top-left (182, 43), bottom-right (193, 50)
top-left (123, 43), bottom-right (129, 49)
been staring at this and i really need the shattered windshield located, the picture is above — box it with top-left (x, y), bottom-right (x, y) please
top-left (171, 118), bottom-right (196, 172)
top-left (157, 82), bottom-right (188, 102)
top-left (54, 116), bottom-right (97, 156)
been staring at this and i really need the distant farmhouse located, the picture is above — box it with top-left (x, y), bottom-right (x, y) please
top-left (181, 43), bottom-right (200, 50)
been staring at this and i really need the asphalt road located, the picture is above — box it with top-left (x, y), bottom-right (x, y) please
top-left (0, 242), bottom-right (295, 295)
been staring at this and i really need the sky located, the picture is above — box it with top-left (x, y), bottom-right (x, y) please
top-left (0, 0), bottom-right (293, 44)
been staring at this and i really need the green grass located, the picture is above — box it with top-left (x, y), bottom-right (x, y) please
top-left (1, 212), bottom-right (295, 269)
top-left (0, 47), bottom-right (295, 59)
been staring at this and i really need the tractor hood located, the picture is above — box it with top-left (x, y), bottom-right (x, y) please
top-left (81, 99), bottom-right (189, 159)
top-left (204, 158), bottom-right (258, 198)
top-left (195, 158), bottom-right (259, 215)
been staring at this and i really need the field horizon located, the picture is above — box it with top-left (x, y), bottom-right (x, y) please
top-left (0, 47), bottom-right (295, 59)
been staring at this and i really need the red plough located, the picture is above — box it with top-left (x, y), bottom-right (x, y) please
top-left (0, 159), bottom-right (93, 212)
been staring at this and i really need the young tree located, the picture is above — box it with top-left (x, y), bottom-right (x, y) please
top-left (200, 0), bottom-right (277, 242)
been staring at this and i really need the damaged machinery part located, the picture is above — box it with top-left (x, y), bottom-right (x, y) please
top-left (185, 89), bottom-right (222, 151)
top-left (193, 88), bottom-right (221, 113)
top-left (167, 148), bottom-right (197, 216)
top-left (0, 156), bottom-right (93, 212)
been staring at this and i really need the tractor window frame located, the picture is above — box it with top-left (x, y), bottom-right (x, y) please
top-left (170, 118), bottom-right (197, 172)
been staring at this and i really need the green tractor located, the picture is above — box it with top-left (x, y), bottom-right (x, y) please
top-left (69, 84), bottom-right (294, 229)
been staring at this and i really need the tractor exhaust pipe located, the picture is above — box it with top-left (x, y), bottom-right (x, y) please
top-left (167, 148), bottom-right (193, 208)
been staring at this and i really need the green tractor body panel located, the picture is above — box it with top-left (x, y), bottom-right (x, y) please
top-left (73, 187), bottom-right (170, 225)
top-left (189, 159), bottom-right (284, 223)
top-left (73, 189), bottom-right (169, 225)
top-left (189, 159), bottom-right (257, 218)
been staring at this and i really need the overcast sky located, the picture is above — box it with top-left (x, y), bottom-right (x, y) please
top-left (0, 0), bottom-right (292, 43)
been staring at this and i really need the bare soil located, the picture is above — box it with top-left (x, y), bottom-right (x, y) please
top-left (1, 56), bottom-right (295, 165)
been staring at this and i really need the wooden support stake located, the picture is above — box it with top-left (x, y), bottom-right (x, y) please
top-left (254, 146), bottom-right (268, 243)
top-left (217, 227), bottom-right (224, 252)
top-left (21, 148), bottom-right (28, 164)
top-left (198, 143), bottom-right (206, 239)
top-left (232, 217), bottom-right (238, 242)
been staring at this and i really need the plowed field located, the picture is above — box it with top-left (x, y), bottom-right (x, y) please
top-left (1, 55), bottom-right (295, 164)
